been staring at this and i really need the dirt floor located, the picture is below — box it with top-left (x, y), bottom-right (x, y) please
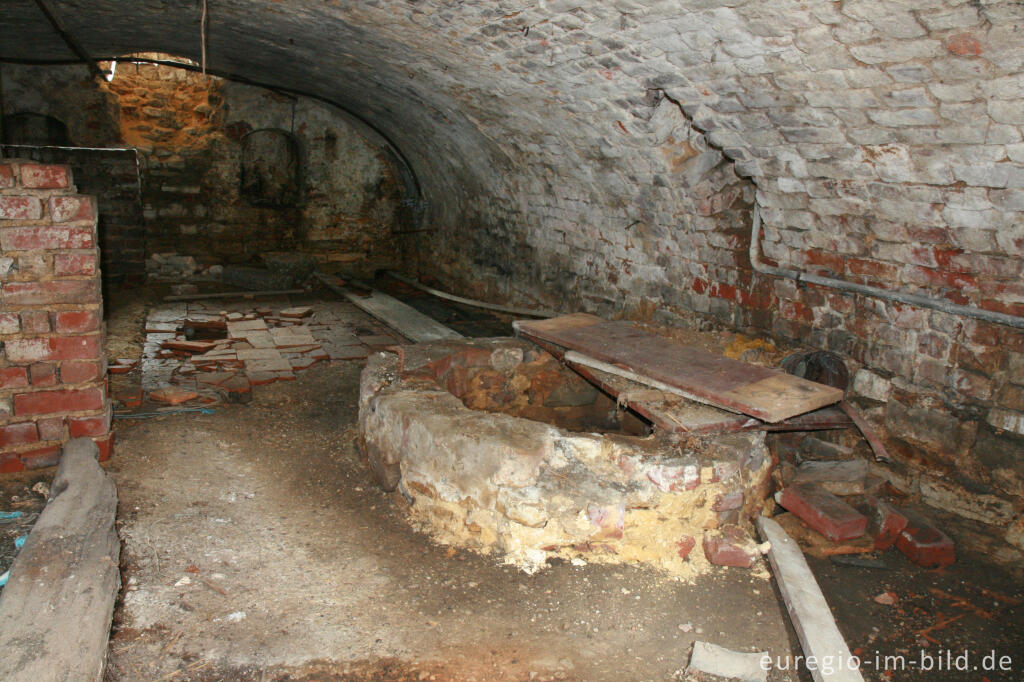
top-left (91, 282), bottom-right (799, 681)
top-left (4, 280), bottom-right (1022, 681)
top-left (102, 359), bottom-right (800, 681)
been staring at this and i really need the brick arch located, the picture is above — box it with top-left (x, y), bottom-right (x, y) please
top-left (1, 112), bottom-right (71, 146)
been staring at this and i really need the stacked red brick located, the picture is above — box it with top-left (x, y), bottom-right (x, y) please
top-left (0, 160), bottom-right (111, 472)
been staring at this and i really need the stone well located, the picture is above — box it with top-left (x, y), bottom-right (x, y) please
top-left (358, 338), bottom-right (774, 575)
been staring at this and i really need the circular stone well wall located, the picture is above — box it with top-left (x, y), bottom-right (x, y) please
top-left (359, 338), bottom-right (774, 576)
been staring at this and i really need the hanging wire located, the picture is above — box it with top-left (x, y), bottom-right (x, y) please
top-left (200, 0), bottom-right (208, 75)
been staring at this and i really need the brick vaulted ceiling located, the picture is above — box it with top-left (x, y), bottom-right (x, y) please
top-left (2, 1), bottom-right (1023, 316)
top-left (5, 1), bottom-right (1024, 547)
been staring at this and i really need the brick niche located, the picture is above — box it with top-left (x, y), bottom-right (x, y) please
top-left (0, 159), bottom-right (112, 472)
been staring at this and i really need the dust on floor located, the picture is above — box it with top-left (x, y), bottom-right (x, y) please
top-left (103, 361), bottom-right (798, 681)
top-left (96, 285), bottom-right (1024, 681)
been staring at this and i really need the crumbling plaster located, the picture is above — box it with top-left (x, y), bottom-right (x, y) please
top-left (2, 0), bottom-right (1023, 552)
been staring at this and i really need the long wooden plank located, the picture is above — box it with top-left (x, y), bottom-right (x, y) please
top-left (345, 290), bottom-right (463, 343)
top-left (516, 314), bottom-right (843, 423)
top-left (756, 517), bottom-right (865, 682)
top-left (574, 361), bottom-right (850, 434)
top-left (528, 336), bottom-right (850, 434)
top-left (316, 274), bottom-right (462, 343)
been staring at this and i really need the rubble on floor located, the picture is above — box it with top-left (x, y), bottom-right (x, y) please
top-left (770, 432), bottom-right (957, 569)
top-left (110, 296), bottom-right (403, 412)
top-left (147, 251), bottom-right (318, 291)
top-left (145, 252), bottom-right (204, 280)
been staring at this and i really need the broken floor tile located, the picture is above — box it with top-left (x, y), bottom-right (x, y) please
top-left (148, 387), bottom-right (199, 405)
top-left (227, 319), bottom-right (269, 337)
top-left (283, 344), bottom-right (320, 353)
top-left (145, 321), bottom-right (180, 334)
top-left (146, 305), bottom-right (187, 322)
top-left (289, 357), bottom-right (320, 371)
top-left (247, 371), bottom-right (278, 386)
top-left (274, 336), bottom-right (318, 349)
top-left (197, 371), bottom-right (239, 386)
top-left (244, 331), bottom-right (277, 348)
top-left (245, 358), bottom-right (294, 373)
top-left (280, 306), bottom-right (313, 318)
top-left (237, 348), bottom-right (284, 361)
top-left (871, 499), bottom-right (909, 550)
top-left (109, 360), bottom-right (137, 375)
top-left (162, 339), bottom-right (218, 354)
top-left (271, 325), bottom-right (316, 339)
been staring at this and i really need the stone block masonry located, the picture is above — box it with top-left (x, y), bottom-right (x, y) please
top-left (0, 159), bottom-right (112, 472)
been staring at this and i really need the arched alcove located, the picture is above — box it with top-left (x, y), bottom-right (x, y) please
top-left (239, 128), bottom-right (301, 207)
top-left (1, 111), bottom-right (71, 146)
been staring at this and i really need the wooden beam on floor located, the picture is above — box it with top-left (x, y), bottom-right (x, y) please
top-left (0, 438), bottom-right (120, 682)
top-left (315, 273), bottom-right (461, 343)
top-left (756, 516), bottom-right (865, 682)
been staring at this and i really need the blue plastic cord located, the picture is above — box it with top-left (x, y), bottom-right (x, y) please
top-left (114, 407), bottom-right (216, 420)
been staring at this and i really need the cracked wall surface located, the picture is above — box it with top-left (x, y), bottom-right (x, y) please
top-left (1, 0), bottom-right (1022, 554)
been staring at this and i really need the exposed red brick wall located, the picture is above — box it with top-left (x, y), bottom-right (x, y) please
top-left (0, 159), bottom-right (112, 472)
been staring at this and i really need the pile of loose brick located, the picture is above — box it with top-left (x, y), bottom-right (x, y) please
top-left (771, 434), bottom-right (956, 568)
top-left (1, 160), bottom-right (112, 473)
top-left (114, 298), bottom-right (404, 410)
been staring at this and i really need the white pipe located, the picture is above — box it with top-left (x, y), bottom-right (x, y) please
top-left (749, 206), bottom-right (1024, 329)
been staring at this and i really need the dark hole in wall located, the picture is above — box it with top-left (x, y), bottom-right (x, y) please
top-left (1, 112), bottom-right (71, 146)
top-left (240, 128), bottom-right (301, 207)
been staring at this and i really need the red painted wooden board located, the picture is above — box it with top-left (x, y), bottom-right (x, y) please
top-left (532, 334), bottom-right (850, 434)
top-left (516, 314), bottom-right (844, 423)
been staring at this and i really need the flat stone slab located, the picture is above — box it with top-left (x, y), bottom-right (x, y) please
top-left (245, 357), bottom-right (294, 373)
top-left (237, 348), bottom-right (284, 361)
top-left (793, 459), bottom-right (868, 496)
top-left (688, 641), bottom-right (768, 682)
top-left (227, 319), bottom-right (269, 337)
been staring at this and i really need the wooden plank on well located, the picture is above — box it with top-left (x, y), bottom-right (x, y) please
top-left (516, 314), bottom-right (843, 423)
